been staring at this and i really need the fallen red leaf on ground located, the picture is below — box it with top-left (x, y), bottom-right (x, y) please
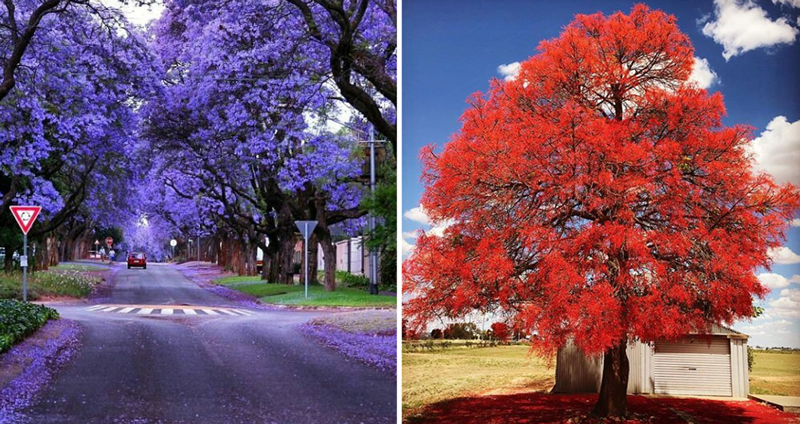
top-left (406, 393), bottom-right (798, 424)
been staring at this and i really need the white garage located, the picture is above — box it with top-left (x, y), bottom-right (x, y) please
top-left (553, 325), bottom-right (749, 398)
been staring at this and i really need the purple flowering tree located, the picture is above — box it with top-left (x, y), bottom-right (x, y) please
top-left (1, 1), bottom-right (158, 270)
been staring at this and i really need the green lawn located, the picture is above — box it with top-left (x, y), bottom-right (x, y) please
top-left (403, 344), bottom-right (554, 415)
top-left (50, 263), bottom-right (106, 272)
top-left (214, 276), bottom-right (396, 307)
top-left (749, 350), bottom-right (800, 396)
top-left (0, 268), bottom-right (103, 300)
top-left (309, 309), bottom-right (396, 334)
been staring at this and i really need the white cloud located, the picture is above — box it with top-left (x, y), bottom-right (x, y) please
top-left (791, 218), bottom-right (800, 227)
top-left (497, 62), bottom-right (521, 81)
top-left (701, 0), bottom-right (798, 60)
top-left (738, 318), bottom-right (793, 335)
top-left (769, 246), bottom-right (800, 264)
top-left (750, 116), bottom-right (800, 186)
top-left (688, 57), bottom-right (719, 89)
top-left (758, 273), bottom-right (792, 289)
top-left (768, 288), bottom-right (800, 318)
top-left (773, 0), bottom-right (800, 7)
top-left (404, 206), bottom-right (431, 225)
top-left (401, 238), bottom-right (415, 257)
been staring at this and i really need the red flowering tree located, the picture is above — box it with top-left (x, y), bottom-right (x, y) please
top-left (404, 5), bottom-right (799, 418)
top-left (490, 322), bottom-right (510, 343)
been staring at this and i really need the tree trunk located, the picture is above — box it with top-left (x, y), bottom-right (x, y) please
top-left (278, 227), bottom-right (295, 285)
top-left (318, 227), bottom-right (336, 291)
top-left (307, 233), bottom-right (318, 284)
top-left (592, 341), bottom-right (629, 418)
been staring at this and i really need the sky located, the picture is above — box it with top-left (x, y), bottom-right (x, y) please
top-left (101, 0), bottom-right (164, 28)
top-left (401, 0), bottom-right (800, 348)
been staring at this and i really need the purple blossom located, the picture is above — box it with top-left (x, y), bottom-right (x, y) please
top-left (299, 323), bottom-right (396, 374)
top-left (0, 319), bottom-right (82, 423)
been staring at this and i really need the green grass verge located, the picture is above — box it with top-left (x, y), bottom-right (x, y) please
top-left (0, 269), bottom-right (103, 300)
top-left (50, 263), bottom-right (106, 272)
top-left (749, 350), bottom-right (800, 396)
top-left (403, 344), bottom-right (554, 415)
top-left (214, 277), bottom-right (396, 307)
top-left (0, 299), bottom-right (60, 353)
top-left (309, 310), bottom-right (396, 334)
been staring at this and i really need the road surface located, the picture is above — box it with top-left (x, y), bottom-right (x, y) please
top-left (21, 263), bottom-right (396, 423)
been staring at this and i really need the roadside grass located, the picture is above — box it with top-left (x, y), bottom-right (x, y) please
top-left (0, 269), bottom-right (103, 300)
top-left (308, 309), bottom-right (396, 334)
top-left (402, 343), bottom-right (554, 415)
top-left (50, 263), bottom-right (106, 272)
top-left (214, 276), bottom-right (396, 307)
top-left (749, 350), bottom-right (800, 396)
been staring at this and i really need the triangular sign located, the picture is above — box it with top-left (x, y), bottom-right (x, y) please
top-left (295, 220), bottom-right (318, 240)
top-left (10, 206), bottom-right (42, 235)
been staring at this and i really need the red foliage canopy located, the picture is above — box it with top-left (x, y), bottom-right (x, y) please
top-left (491, 322), bottom-right (510, 342)
top-left (404, 5), bottom-right (799, 358)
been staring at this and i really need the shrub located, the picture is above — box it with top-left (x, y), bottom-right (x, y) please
top-left (336, 270), bottom-right (371, 288)
top-left (747, 345), bottom-right (755, 372)
top-left (0, 300), bottom-right (60, 353)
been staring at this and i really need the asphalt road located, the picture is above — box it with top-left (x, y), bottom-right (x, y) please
top-left (22, 263), bottom-right (396, 424)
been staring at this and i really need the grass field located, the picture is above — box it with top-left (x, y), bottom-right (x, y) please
top-left (402, 344), bottom-right (554, 415)
top-left (215, 276), bottom-right (396, 307)
top-left (0, 268), bottom-right (103, 300)
top-left (50, 264), bottom-right (106, 272)
top-left (749, 350), bottom-right (800, 396)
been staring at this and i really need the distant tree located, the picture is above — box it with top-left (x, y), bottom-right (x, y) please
top-left (443, 322), bottom-right (479, 340)
top-left (430, 328), bottom-right (443, 340)
top-left (404, 5), bottom-right (800, 419)
top-left (490, 322), bottom-right (510, 343)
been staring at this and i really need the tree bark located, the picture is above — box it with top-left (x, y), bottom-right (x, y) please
top-left (307, 233), bottom-right (318, 284)
top-left (592, 340), bottom-right (629, 418)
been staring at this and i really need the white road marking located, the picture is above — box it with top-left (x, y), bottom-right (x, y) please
top-left (88, 305), bottom-right (254, 317)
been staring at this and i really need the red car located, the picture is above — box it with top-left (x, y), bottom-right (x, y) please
top-left (128, 252), bottom-right (147, 269)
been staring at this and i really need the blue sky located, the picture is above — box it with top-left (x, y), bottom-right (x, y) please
top-left (401, 0), bottom-right (800, 347)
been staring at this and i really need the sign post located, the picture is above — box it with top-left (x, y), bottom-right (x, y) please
top-left (170, 239), bottom-right (177, 262)
top-left (295, 220), bottom-right (317, 298)
top-left (10, 206), bottom-right (42, 302)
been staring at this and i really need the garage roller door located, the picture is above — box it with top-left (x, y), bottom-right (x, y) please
top-left (653, 337), bottom-right (732, 396)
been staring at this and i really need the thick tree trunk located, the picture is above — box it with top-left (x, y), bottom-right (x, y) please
top-left (307, 233), bottom-right (318, 284)
top-left (4, 245), bottom-right (14, 274)
top-left (317, 227), bottom-right (336, 291)
top-left (592, 341), bottom-right (629, 418)
top-left (278, 227), bottom-right (295, 285)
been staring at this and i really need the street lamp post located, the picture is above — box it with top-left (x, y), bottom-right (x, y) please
top-left (360, 127), bottom-right (384, 295)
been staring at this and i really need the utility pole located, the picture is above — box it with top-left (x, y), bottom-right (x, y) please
top-left (360, 127), bottom-right (385, 295)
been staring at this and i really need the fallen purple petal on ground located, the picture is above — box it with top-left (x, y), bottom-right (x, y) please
top-left (299, 323), bottom-right (396, 373)
top-left (0, 319), bottom-right (82, 423)
top-left (177, 263), bottom-right (279, 310)
top-left (88, 266), bottom-right (120, 304)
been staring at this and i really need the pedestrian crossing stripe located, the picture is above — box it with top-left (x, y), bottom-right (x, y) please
top-left (85, 304), bottom-right (255, 316)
